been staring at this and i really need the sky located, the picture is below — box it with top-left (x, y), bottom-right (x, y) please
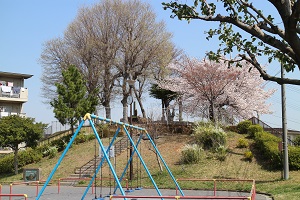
top-left (1, 1), bottom-right (300, 131)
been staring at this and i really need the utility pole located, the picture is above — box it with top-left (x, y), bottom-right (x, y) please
top-left (281, 64), bottom-right (289, 180)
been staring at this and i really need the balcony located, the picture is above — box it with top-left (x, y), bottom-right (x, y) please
top-left (0, 86), bottom-right (28, 102)
top-left (0, 112), bottom-right (26, 118)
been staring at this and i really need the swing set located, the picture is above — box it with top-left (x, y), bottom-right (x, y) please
top-left (35, 113), bottom-right (184, 200)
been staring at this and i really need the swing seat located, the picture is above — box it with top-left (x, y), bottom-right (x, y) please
top-left (92, 198), bottom-right (105, 200)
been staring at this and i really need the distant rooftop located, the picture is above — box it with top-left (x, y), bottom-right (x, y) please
top-left (0, 71), bottom-right (33, 79)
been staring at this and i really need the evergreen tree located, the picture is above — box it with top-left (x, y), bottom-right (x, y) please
top-left (149, 84), bottom-right (178, 122)
top-left (0, 115), bottom-right (46, 174)
top-left (50, 65), bottom-right (98, 134)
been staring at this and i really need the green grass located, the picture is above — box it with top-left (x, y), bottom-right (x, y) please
top-left (0, 132), bottom-right (299, 199)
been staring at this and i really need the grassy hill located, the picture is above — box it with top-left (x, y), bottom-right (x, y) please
top-left (0, 131), bottom-right (300, 200)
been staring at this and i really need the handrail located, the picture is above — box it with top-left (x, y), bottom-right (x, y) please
top-left (74, 136), bottom-right (128, 177)
top-left (0, 194), bottom-right (28, 200)
top-left (9, 181), bottom-right (39, 197)
top-left (250, 116), bottom-right (296, 145)
top-left (176, 178), bottom-right (255, 200)
top-left (110, 195), bottom-right (250, 199)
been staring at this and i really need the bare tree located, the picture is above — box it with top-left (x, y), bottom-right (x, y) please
top-left (63, 3), bottom-right (122, 118)
top-left (114, 0), bottom-right (175, 123)
top-left (40, 0), bottom-right (176, 121)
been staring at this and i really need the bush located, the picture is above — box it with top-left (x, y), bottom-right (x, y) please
top-left (18, 148), bottom-right (42, 167)
top-left (236, 120), bottom-right (252, 134)
top-left (293, 136), bottom-right (300, 146)
top-left (247, 124), bottom-right (263, 138)
top-left (97, 124), bottom-right (114, 138)
top-left (244, 150), bottom-right (254, 162)
top-left (74, 133), bottom-right (87, 144)
top-left (86, 134), bottom-right (95, 141)
top-left (194, 122), bottom-right (227, 150)
top-left (181, 144), bottom-right (203, 164)
top-left (50, 134), bottom-right (72, 152)
top-left (47, 147), bottom-right (58, 159)
top-left (0, 147), bottom-right (44, 174)
top-left (0, 154), bottom-right (14, 173)
top-left (35, 144), bottom-right (51, 157)
top-left (215, 145), bottom-right (227, 161)
top-left (254, 131), bottom-right (281, 169)
top-left (237, 138), bottom-right (249, 148)
top-left (289, 146), bottom-right (300, 170)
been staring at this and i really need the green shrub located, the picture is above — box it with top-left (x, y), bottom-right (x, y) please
top-left (293, 136), bottom-right (300, 146)
top-left (50, 139), bottom-right (66, 152)
top-left (247, 124), bottom-right (263, 138)
top-left (244, 150), bottom-right (254, 162)
top-left (18, 148), bottom-right (42, 167)
top-left (237, 138), bottom-right (249, 148)
top-left (254, 131), bottom-right (281, 169)
top-left (236, 120), bottom-right (252, 134)
top-left (0, 154), bottom-right (14, 173)
top-left (288, 146), bottom-right (300, 170)
top-left (86, 133), bottom-right (95, 141)
top-left (97, 124), bottom-right (113, 138)
top-left (48, 146), bottom-right (58, 159)
top-left (193, 122), bottom-right (227, 150)
top-left (181, 144), bottom-right (203, 164)
top-left (215, 145), bottom-right (227, 161)
top-left (36, 144), bottom-right (51, 157)
top-left (0, 148), bottom-right (43, 174)
top-left (74, 133), bottom-right (87, 144)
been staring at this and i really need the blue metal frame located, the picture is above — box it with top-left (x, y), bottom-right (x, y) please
top-left (35, 113), bottom-right (183, 200)
top-left (81, 126), bottom-right (121, 200)
top-left (36, 120), bottom-right (86, 200)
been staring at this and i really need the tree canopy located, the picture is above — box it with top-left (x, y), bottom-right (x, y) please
top-left (50, 65), bottom-right (98, 134)
top-left (40, 0), bottom-right (176, 120)
top-left (149, 84), bottom-right (178, 122)
top-left (0, 115), bottom-right (46, 174)
top-left (162, 0), bottom-right (300, 85)
top-left (159, 56), bottom-right (275, 122)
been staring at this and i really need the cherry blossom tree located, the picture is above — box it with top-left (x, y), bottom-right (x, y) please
top-left (159, 57), bottom-right (275, 122)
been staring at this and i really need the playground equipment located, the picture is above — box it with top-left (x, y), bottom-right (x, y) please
top-left (36, 113), bottom-right (184, 200)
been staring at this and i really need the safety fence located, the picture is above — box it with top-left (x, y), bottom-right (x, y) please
top-left (0, 182), bottom-right (32, 200)
top-left (176, 178), bottom-right (255, 199)
top-left (110, 179), bottom-right (256, 200)
top-left (110, 195), bottom-right (251, 199)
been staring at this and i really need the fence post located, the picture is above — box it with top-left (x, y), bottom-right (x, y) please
top-left (36, 181), bottom-right (39, 197)
top-left (213, 179), bottom-right (216, 196)
top-left (9, 184), bottom-right (12, 200)
top-left (58, 178), bottom-right (60, 194)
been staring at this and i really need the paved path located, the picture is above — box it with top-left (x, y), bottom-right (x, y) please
top-left (0, 185), bottom-right (273, 200)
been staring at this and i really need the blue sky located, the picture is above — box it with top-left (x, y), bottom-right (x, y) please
top-left (1, 1), bottom-right (300, 131)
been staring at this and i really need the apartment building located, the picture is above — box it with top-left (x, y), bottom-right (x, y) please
top-left (0, 71), bottom-right (33, 118)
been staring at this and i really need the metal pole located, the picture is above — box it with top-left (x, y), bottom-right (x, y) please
top-left (129, 85), bottom-right (133, 181)
top-left (281, 64), bottom-right (289, 180)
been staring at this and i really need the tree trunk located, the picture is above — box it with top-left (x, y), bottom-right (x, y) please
top-left (13, 148), bottom-right (19, 175)
top-left (178, 96), bottom-right (183, 122)
top-left (133, 88), bottom-right (146, 118)
top-left (102, 101), bottom-right (111, 119)
top-left (209, 103), bottom-right (215, 122)
top-left (122, 97), bottom-right (129, 123)
top-left (161, 99), bottom-right (165, 122)
top-left (70, 118), bottom-right (74, 135)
